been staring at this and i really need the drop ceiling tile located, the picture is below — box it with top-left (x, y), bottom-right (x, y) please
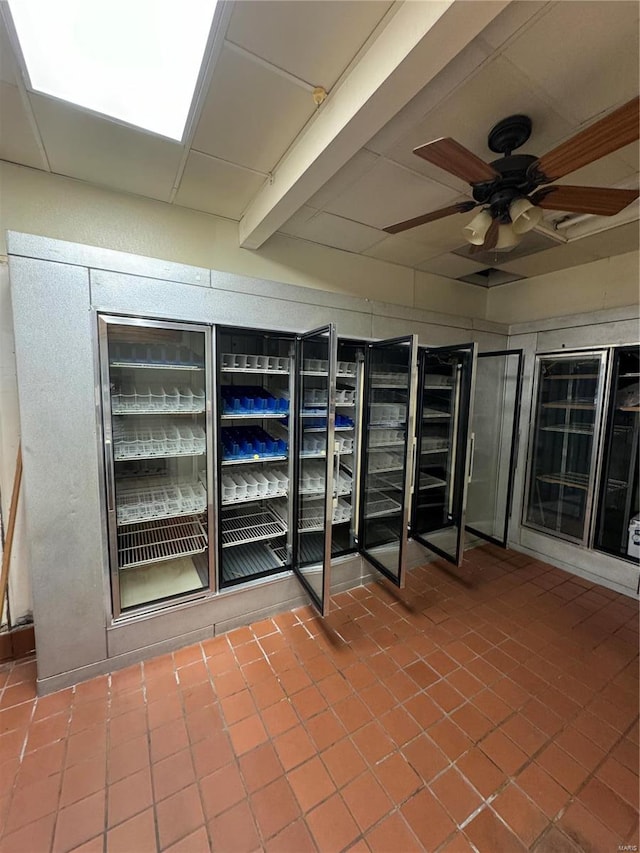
top-left (363, 235), bottom-right (435, 267)
top-left (193, 45), bottom-right (315, 174)
top-left (478, 1), bottom-right (549, 52)
top-left (0, 17), bottom-right (19, 84)
top-left (417, 253), bottom-right (488, 278)
top-left (285, 211), bottom-right (384, 253)
top-left (616, 141), bottom-right (639, 173)
top-left (384, 55), bottom-right (574, 190)
top-left (503, 1), bottom-right (639, 124)
top-left (574, 221), bottom-right (640, 259)
top-left (393, 207), bottom-right (471, 251)
top-left (366, 38), bottom-right (492, 158)
top-left (30, 94), bottom-right (183, 201)
top-left (496, 240), bottom-right (601, 277)
top-left (0, 82), bottom-right (46, 169)
top-left (552, 151), bottom-right (637, 189)
top-left (324, 158), bottom-right (459, 230)
top-left (308, 149), bottom-right (378, 210)
top-left (226, 0), bottom-right (393, 89)
top-left (278, 205), bottom-right (318, 236)
top-left (174, 152), bottom-right (265, 219)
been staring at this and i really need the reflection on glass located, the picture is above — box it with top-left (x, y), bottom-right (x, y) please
top-left (595, 346), bottom-right (639, 563)
top-left (331, 340), bottom-right (361, 557)
top-left (361, 342), bottom-right (411, 582)
top-left (106, 322), bottom-right (209, 612)
top-left (525, 355), bottom-right (603, 542)
top-left (217, 328), bottom-right (293, 587)
top-left (466, 352), bottom-right (521, 545)
top-left (294, 328), bottom-right (334, 609)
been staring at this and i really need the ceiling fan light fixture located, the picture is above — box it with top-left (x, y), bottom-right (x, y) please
top-left (510, 197), bottom-right (543, 234)
top-left (463, 209), bottom-right (492, 245)
top-left (494, 223), bottom-right (523, 251)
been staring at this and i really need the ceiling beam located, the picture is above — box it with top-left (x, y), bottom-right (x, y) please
top-left (238, 0), bottom-right (510, 249)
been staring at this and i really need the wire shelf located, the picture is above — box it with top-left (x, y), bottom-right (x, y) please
top-left (221, 507), bottom-right (287, 548)
top-left (541, 425), bottom-right (594, 435)
top-left (222, 542), bottom-right (286, 580)
top-left (118, 516), bottom-right (207, 569)
top-left (222, 455), bottom-right (287, 466)
top-left (117, 480), bottom-right (207, 525)
top-left (419, 474), bottom-right (447, 490)
top-left (423, 408), bottom-right (451, 419)
top-left (110, 361), bottom-right (202, 371)
top-left (222, 488), bottom-right (288, 506)
top-left (364, 495), bottom-right (401, 519)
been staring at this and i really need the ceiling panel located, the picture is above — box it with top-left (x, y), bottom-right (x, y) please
top-left (0, 16), bottom-right (20, 84)
top-left (283, 211), bottom-right (384, 253)
top-left (575, 221), bottom-right (640, 259)
top-left (363, 235), bottom-right (436, 267)
top-left (192, 45), bottom-right (315, 174)
top-left (0, 82), bottom-right (46, 170)
top-left (30, 95), bottom-right (183, 201)
top-left (174, 152), bottom-right (265, 220)
top-left (392, 206), bottom-right (473, 252)
top-left (417, 253), bottom-right (488, 278)
top-left (226, 0), bottom-right (393, 89)
top-left (496, 240), bottom-right (602, 277)
top-left (278, 205), bottom-right (318, 236)
top-left (324, 158), bottom-right (460, 230)
top-left (384, 55), bottom-right (574, 191)
top-left (478, 1), bottom-right (550, 52)
top-left (308, 149), bottom-right (378, 210)
top-left (503, 1), bottom-right (639, 124)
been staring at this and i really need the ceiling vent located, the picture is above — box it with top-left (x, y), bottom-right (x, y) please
top-left (452, 228), bottom-right (562, 265)
top-left (457, 267), bottom-right (525, 287)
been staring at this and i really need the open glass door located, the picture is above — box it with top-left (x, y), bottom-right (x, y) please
top-left (466, 350), bottom-right (523, 548)
top-left (359, 336), bottom-right (418, 587)
top-left (293, 324), bottom-right (337, 615)
top-left (411, 343), bottom-right (476, 566)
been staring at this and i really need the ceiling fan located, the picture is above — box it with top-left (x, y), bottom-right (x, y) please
top-left (384, 96), bottom-right (640, 252)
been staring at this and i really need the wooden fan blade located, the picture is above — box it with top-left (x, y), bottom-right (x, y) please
top-left (534, 97), bottom-right (640, 182)
top-left (469, 217), bottom-right (499, 254)
top-left (532, 185), bottom-right (639, 215)
top-left (413, 138), bottom-right (499, 184)
top-left (384, 201), bottom-right (476, 234)
top-left (483, 217), bottom-right (499, 250)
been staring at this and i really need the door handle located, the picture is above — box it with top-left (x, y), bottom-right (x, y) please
top-left (467, 432), bottom-right (475, 484)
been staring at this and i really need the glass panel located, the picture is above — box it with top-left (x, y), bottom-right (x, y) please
top-left (595, 346), bottom-right (639, 563)
top-left (466, 351), bottom-right (522, 546)
top-left (105, 321), bottom-right (209, 613)
top-left (294, 326), bottom-right (336, 613)
top-left (412, 346), bottom-right (474, 564)
top-left (331, 340), bottom-right (363, 558)
top-left (361, 339), bottom-right (413, 584)
top-left (217, 328), bottom-right (293, 587)
top-left (525, 354), bottom-right (604, 542)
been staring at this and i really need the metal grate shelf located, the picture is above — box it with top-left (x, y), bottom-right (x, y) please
top-left (221, 507), bottom-right (287, 548)
top-left (118, 516), bottom-right (207, 569)
top-left (364, 495), bottom-right (401, 519)
top-left (222, 542), bottom-right (286, 580)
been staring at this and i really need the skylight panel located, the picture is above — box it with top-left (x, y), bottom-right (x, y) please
top-left (7, 0), bottom-right (217, 140)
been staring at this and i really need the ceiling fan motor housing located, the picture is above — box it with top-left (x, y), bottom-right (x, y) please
top-left (472, 154), bottom-right (540, 221)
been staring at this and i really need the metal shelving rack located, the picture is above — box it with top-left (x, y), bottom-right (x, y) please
top-left (216, 329), bottom-right (296, 586)
top-left (99, 317), bottom-right (212, 617)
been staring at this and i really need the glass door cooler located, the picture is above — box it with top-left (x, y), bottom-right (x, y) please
top-left (216, 326), bottom-right (295, 588)
top-left (524, 352), bottom-right (607, 544)
top-left (99, 317), bottom-right (212, 617)
top-left (594, 345), bottom-right (639, 564)
top-left (359, 336), bottom-right (418, 587)
top-left (411, 344), bottom-right (476, 566)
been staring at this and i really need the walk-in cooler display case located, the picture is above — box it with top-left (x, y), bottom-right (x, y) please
top-left (410, 343), bottom-right (477, 567)
top-left (524, 351), bottom-right (608, 544)
top-left (594, 345), bottom-right (640, 564)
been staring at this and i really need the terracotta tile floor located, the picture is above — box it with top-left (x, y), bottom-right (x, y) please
top-left (0, 545), bottom-right (638, 852)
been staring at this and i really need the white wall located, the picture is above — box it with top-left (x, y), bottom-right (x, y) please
top-left (487, 251), bottom-right (639, 325)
